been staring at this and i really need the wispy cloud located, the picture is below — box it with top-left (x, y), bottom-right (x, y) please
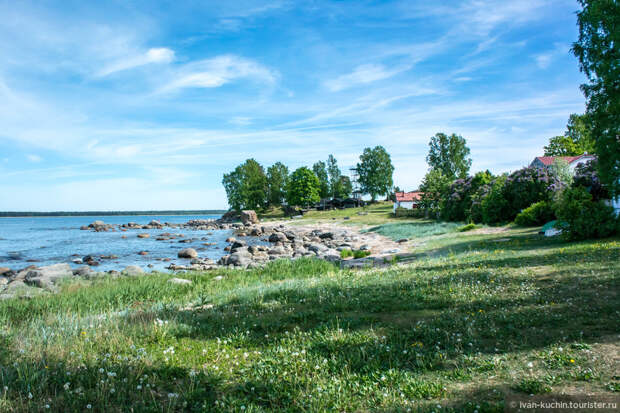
top-left (160, 55), bottom-right (277, 92)
top-left (97, 47), bottom-right (175, 77)
top-left (325, 63), bottom-right (411, 92)
top-left (26, 154), bottom-right (42, 162)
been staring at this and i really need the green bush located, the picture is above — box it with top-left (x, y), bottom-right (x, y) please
top-left (555, 186), bottom-right (618, 240)
top-left (340, 249), bottom-right (371, 259)
top-left (458, 223), bottom-right (477, 232)
top-left (514, 201), bottom-right (556, 227)
top-left (353, 250), bottom-right (372, 259)
top-left (394, 207), bottom-right (424, 218)
top-left (481, 175), bottom-right (511, 224)
top-left (340, 249), bottom-right (354, 258)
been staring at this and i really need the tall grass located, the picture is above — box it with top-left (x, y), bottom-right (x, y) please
top-left (363, 221), bottom-right (462, 240)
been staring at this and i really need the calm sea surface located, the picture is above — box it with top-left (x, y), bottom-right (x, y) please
top-left (0, 214), bottom-right (239, 272)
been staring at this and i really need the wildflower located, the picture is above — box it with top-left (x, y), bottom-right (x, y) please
top-left (570, 359), bottom-right (575, 363)
top-left (86, 404), bottom-right (92, 409)
top-left (527, 362), bottom-right (533, 368)
top-left (63, 382), bottom-right (70, 390)
top-left (137, 385), bottom-right (142, 390)
top-left (110, 388), bottom-right (115, 394)
top-left (45, 404), bottom-right (50, 409)
top-left (99, 368), bottom-right (105, 374)
top-left (28, 392), bottom-right (33, 399)
top-left (167, 393), bottom-right (179, 398)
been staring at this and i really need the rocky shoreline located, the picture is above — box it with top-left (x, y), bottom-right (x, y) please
top-left (0, 211), bottom-right (407, 300)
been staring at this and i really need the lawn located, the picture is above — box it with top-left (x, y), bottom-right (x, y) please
top-left (0, 210), bottom-right (618, 412)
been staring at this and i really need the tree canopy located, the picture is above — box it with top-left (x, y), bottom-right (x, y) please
top-left (543, 113), bottom-right (595, 156)
top-left (267, 162), bottom-right (289, 206)
top-left (356, 146), bottom-right (394, 201)
top-left (222, 159), bottom-right (268, 211)
top-left (572, 0), bottom-right (620, 194)
top-left (327, 154), bottom-right (341, 198)
top-left (286, 167), bottom-right (321, 207)
top-left (426, 133), bottom-right (472, 179)
top-left (312, 161), bottom-right (330, 199)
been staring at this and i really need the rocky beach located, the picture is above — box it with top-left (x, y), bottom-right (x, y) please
top-left (0, 211), bottom-right (405, 300)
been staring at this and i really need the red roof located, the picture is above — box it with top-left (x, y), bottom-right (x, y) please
top-left (395, 191), bottom-right (423, 202)
top-left (534, 154), bottom-right (593, 166)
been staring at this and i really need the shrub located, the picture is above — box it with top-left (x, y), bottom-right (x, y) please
top-left (353, 250), bottom-right (371, 259)
top-left (458, 223), bottom-right (477, 232)
top-left (514, 201), bottom-right (556, 227)
top-left (573, 160), bottom-right (609, 201)
top-left (480, 175), bottom-right (511, 224)
top-left (394, 207), bottom-right (424, 218)
top-left (441, 171), bottom-right (493, 222)
top-left (555, 186), bottom-right (618, 240)
top-left (340, 249), bottom-right (354, 258)
top-left (503, 166), bottom-right (563, 219)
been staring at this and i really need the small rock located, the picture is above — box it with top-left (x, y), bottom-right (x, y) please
top-left (213, 275), bottom-right (224, 281)
top-left (168, 278), bottom-right (192, 285)
top-left (137, 233), bottom-right (150, 238)
top-left (0, 267), bottom-right (10, 276)
top-left (396, 238), bottom-right (408, 243)
top-left (138, 251), bottom-right (148, 256)
top-left (178, 248), bottom-right (198, 259)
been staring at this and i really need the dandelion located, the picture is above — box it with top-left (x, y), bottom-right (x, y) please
top-left (570, 359), bottom-right (575, 363)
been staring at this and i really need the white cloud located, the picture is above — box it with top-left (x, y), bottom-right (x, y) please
top-left (534, 43), bottom-right (570, 69)
top-left (97, 47), bottom-right (175, 77)
top-left (160, 55), bottom-right (277, 92)
top-left (325, 63), bottom-right (410, 92)
top-left (26, 154), bottom-right (42, 162)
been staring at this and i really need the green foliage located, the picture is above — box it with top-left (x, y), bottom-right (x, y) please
top-left (312, 161), bottom-right (330, 199)
top-left (356, 146), bottom-right (395, 201)
top-left (573, 0), bottom-right (620, 195)
top-left (441, 170), bottom-right (493, 222)
top-left (514, 201), bottom-right (556, 227)
top-left (544, 114), bottom-right (595, 156)
top-left (480, 175), bottom-right (511, 224)
top-left (555, 186), bottom-right (618, 240)
top-left (286, 167), bottom-right (321, 207)
top-left (353, 250), bottom-right (371, 259)
top-left (549, 159), bottom-right (574, 187)
top-left (458, 223), bottom-right (477, 232)
top-left (419, 169), bottom-right (451, 218)
top-left (340, 249), bottom-right (371, 259)
top-left (340, 249), bottom-right (354, 258)
top-left (426, 132), bottom-right (472, 179)
top-left (327, 154), bottom-right (341, 198)
top-left (267, 162), bottom-right (289, 206)
top-left (516, 378), bottom-right (552, 394)
top-left (222, 158), bottom-right (268, 211)
top-left (394, 207), bottom-right (424, 218)
top-left (333, 175), bottom-right (353, 199)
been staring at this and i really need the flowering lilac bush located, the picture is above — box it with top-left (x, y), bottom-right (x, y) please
top-left (440, 171), bottom-right (492, 222)
top-left (502, 166), bottom-right (564, 220)
top-left (572, 160), bottom-right (609, 201)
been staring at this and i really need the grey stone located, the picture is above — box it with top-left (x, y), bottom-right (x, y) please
top-left (25, 263), bottom-right (73, 289)
top-left (178, 248), bottom-right (198, 259)
top-left (122, 265), bottom-right (144, 276)
top-left (240, 210), bottom-right (259, 225)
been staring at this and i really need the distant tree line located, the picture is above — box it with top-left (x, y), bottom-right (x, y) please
top-left (222, 147), bottom-right (395, 210)
top-left (0, 210), bottom-right (227, 217)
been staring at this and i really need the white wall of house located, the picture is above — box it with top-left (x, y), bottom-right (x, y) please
top-left (394, 201), bottom-right (415, 211)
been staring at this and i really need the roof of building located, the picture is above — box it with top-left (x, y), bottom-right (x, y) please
top-left (533, 154), bottom-right (595, 166)
top-left (395, 191), bottom-right (423, 202)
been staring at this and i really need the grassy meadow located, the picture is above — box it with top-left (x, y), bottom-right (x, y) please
top-left (0, 204), bottom-right (619, 412)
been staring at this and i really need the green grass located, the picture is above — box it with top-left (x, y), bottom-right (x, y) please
top-left (364, 221), bottom-right (462, 240)
top-left (0, 222), bottom-right (619, 411)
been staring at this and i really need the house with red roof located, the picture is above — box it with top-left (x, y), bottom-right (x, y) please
top-left (394, 191), bottom-right (424, 212)
top-left (529, 154), bottom-right (596, 171)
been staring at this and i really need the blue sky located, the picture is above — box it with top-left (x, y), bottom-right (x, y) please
top-left (0, 0), bottom-right (586, 211)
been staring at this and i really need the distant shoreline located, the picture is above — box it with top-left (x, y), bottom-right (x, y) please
top-left (0, 210), bottom-right (227, 218)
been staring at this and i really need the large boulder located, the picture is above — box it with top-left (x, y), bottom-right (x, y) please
top-left (122, 265), bottom-right (144, 276)
top-left (178, 248), bottom-right (198, 259)
top-left (168, 278), bottom-right (192, 286)
top-left (269, 232), bottom-right (288, 243)
top-left (228, 251), bottom-right (253, 267)
top-left (240, 210), bottom-right (259, 225)
top-left (25, 263), bottom-right (73, 289)
top-left (0, 267), bottom-right (10, 276)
